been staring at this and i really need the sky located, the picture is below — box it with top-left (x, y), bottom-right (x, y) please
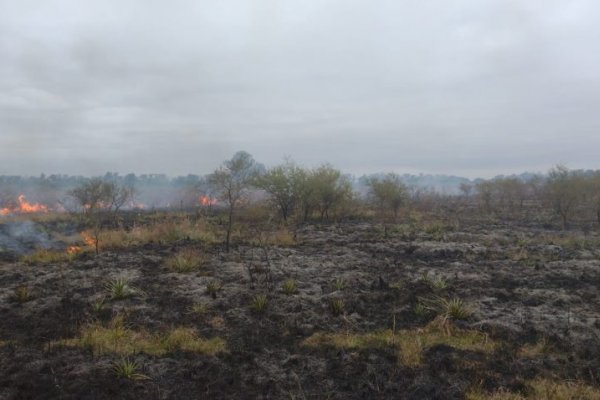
top-left (0, 0), bottom-right (599, 179)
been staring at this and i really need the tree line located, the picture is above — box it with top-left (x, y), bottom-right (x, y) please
top-left (4, 152), bottom-right (600, 238)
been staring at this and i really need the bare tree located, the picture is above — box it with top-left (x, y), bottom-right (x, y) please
top-left (545, 165), bottom-right (584, 229)
top-left (69, 178), bottom-right (135, 254)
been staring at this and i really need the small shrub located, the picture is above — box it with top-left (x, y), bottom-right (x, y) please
top-left (420, 271), bottom-right (432, 285)
top-left (423, 222), bottom-right (446, 240)
top-left (206, 281), bottom-right (222, 299)
top-left (282, 279), bottom-right (298, 295)
top-left (13, 286), bottom-right (32, 303)
top-left (413, 302), bottom-right (428, 318)
top-left (333, 278), bottom-right (347, 291)
top-left (112, 358), bottom-right (149, 380)
top-left (166, 249), bottom-right (206, 273)
top-left (421, 296), bottom-right (473, 321)
top-left (420, 271), bottom-right (448, 289)
top-left (431, 276), bottom-right (448, 290)
top-left (329, 298), bottom-right (345, 315)
top-left (91, 298), bottom-right (106, 314)
top-left (186, 303), bottom-right (208, 315)
top-left (442, 297), bottom-right (472, 320)
top-left (252, 294), bottom-right (268, 313)
top-left (389, 281), bottom-right (403, 290)
top-left (106, 278), bottom-right (139, 300)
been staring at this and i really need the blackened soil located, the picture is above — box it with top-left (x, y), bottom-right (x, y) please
top-left (1, 222), bottom-right (599, 399)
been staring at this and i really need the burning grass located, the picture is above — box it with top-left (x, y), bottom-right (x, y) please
top-left (21, 248), bottom-right (81, 264)
top-left (57, 316), bottom-right (226, 356)
top-left (0, 195), bottom-right (49, 216)
top-left (302, 318), bottom-right (497, 367)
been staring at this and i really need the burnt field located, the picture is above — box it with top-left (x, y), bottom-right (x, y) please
top-left (1, 212), bottom-right (600, 399)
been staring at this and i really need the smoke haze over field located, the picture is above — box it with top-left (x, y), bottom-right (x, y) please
top-left (1, 1), bottom-right (599, 178)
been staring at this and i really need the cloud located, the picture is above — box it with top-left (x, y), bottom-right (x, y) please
top-left (0, 0), bottom-right (599, 178)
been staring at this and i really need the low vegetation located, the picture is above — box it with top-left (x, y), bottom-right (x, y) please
top-left (112, 358), bottom-right (149, 381)
top-left (303, 319), bottom-right (497, 367)
top-left (13, 286), bottom-right (32, 303)
top-left (105, 278), bottom-right (140, 300)
top-left (21, 249), bottom-right (79, 265)
top-left (58, 317), bottom-right (226, 356)
top-left (281, 278), bottom-right (298, 295)
top-left (251, 294), bottom-right (268, 313)
top-left (467, 378), bottom-right (600, 400)
top-left (166, 249), bottom-right (207, 273)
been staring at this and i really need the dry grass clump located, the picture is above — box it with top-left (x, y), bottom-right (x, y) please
top-left (518, 338), bottom-right (553, 358)
top-left (248, 228), bottom-right (296, 247)
top-left (206, 281), bottom-right (223, 298)
top-left (58, 316), bottom-right (226, 356)
top-left (98, 219), bottom-right (218, 249)
top-left (281, 279), bottom-right (298, 295)
top-left (420, 296), bottom-right (473, 321)
top-left (329, 298), bottom-right (345, 315)
top-left (186, 303), bottom-right (208, 315)
top-left (13, 286), bottom-right (33, 303)
top-left (166, 249), bottom-right (207, 273)
top-left (21, 249), bottom-right (78, 265)
top-left (302, 318), bottom-right (496, 367)
top-left (162, 327), bottom-right (226, 353)
top-left (251, 294), bottom-right (268, 313)
top-left (466, 378), bottom-right (600, 400)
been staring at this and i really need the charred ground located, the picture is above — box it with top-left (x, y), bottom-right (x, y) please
top-left (0, 211), bottom-right (599, 399)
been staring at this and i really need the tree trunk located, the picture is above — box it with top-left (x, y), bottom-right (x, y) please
top-left (226, 205), bottom-right (234, 252)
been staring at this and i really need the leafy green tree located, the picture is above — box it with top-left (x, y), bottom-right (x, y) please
top-left (208, 151), bottom-right (261, 252)
top-left (301, 165), bottom-right (353, 221)
top-left (254, 161), bottom-right (305, 222)
top-left (366, 173), bottom-right (407, 219)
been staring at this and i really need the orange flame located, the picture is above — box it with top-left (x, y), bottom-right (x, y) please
top-left (199, 195), bottom-right (216, 206)
top-left (67, 246), bottom-right (83, 255)
top-left (81, 232), bottom-right (96, 247)
top-left (0, 195), bottom-right (49, 215)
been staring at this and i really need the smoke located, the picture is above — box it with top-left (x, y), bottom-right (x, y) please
top-left (0, 220), bottom-right (55, 257)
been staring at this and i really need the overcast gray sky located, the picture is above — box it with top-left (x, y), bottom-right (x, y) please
top-left (1, 0), bottom-right (599, 178)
